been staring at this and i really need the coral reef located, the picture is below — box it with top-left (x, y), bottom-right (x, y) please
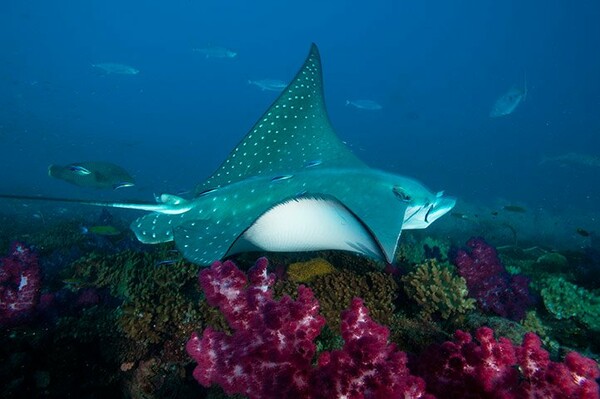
top-left (28, 220), bottom-right (86, 255)
top-left (394, 235), bottom-right (451, 270)
top-left (186, 258), bottom-right (430, 399)
top-left (186, 258), bottom-right (326, 398)
top-left (71, 248), bottom-right (200, 359)
top-left (311, 298), bottom-right (431, 399)
top-left (388, 312), bottom-right (450, 353)
top-left (453, 237), bottom-right (534, 321)
top-left (402, 259), bottom-right (475, 320)
top-left (0, 242), bottom-right (41, 327)
top-left (415, 326), bottom-right (600, 399)
top-left (541, 276), bottom-right (600, 331)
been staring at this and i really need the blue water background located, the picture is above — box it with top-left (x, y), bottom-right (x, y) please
top-left (1, 1), bottom-right (599, 240)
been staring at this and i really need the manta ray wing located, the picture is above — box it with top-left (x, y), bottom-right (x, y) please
top-left (135, 43), bottom-right (371, 252)
top-left (195, 43), bottom-right (366, 195)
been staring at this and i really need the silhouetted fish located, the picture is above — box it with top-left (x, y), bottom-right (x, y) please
top-left (576, 228), bottom-right (590, 237)
top-left (192, 46), bottom-right (237, 58)
top-left (49, 161), bottom-right (135, 190)
top-left (345, 99), bottom-right (383, 110)
top-left (490, 79), bottom-right (527, 117)
top-left (540, 152), bottom-right (600, 168)
top-left (248, 79), bottom-right (287, 91)
top-left (502, 205), bottom-right (527, 213)
top-left (92, 63), bottom-right (139, 75)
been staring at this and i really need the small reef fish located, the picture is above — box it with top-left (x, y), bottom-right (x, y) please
top-left (49, 161), bottom-right (135, 190)
top-left (451, 212), bottom-right (470, 220)
top-left (540, 152), bottom-right (600, 168)
top-left (490, 81), bottom-right (527, 117)
top-left (92, 63), bottom-right (139, 75)
top-left (247, 79), bottom-right (287, 91)
top-left (502, 205), bottom-right (527, 213)
top-left (69, 165), bottom-right (92, 175)
top-left (576, 228), bottom-right (591, 237)
top-left (192, 46), bottom-right (237, 58)
top-left (82, 225), bottom-right (121, 236)
top-left (62, 277), bottom-right (87, 291)
top-left (345, 99), bottom-right (383, 110)
top-left (154, 259), bottom-right (180, 267)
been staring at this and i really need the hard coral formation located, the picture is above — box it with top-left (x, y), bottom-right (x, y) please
top-left (29, 220), bottom-right (86, 255)
top-left (402, 259), bottom-right (475, 319)
top-left (416, 326), bottom-right (600, 399)
top-left (454, 237), bottom-right (534, 321)
top-left (0, 242), bottom-right (41, 327)
top-left (286, 257), bottom-right (335, 282)
top-left (541, 276), bottom-right (600, 331)
top-left (394, 236), bottom-right (451, 269)
top-left (388, 312), bottom-right (449, 353)
top-left (186, 258), bottom-right (431, 399)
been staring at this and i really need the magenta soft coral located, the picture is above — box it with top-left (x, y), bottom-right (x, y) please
top-left (416, 326), bottom-right (600, 399)
top-left (0, 242), bottom-right (41, 327)
top-left (453, 237), bottom-right (534, 321)
top-left (186, 257), bottom-right (326, 398)
top-left (186, 258), bottom-right (430, 399)
top-left (312, 298), bottom-right (431, 399)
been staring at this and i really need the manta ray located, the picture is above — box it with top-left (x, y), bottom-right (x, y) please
top-left (0, 44), bottom-right (455, 266)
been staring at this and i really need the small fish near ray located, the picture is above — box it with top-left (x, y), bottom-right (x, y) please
top-left (247, 79), bottom-right (288, 92)
top-left (48, 161), bottom-right (136, 190)
top-left (0, 44), bottom-right (455, 267)
top-left (490, 84), bottom-right (527, 117)
top-left (192, 46), bottom-right (237, 59)
top-left (345, 99), bottom-right (383, 111)
top-left (91, 63), bottom-right (139, 75)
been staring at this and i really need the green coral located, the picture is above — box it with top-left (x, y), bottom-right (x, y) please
top-left (29, 220), bottom-right (86, 254)
top-left (402, 260), bottom-right (475, 320)
top-left (394, 235), bottom-right (451, 271)
top-left (388, 312), bottom-right (449, 353)
top-left (541, 277), bottom-right (600, 331)
top-left (71, 247), bottom-right (201, 357)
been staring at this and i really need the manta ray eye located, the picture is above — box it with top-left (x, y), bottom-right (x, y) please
top-left (392, 186), bottom-right (411, 202)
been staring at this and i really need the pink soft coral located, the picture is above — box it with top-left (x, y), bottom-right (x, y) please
top-left (0, 242), bottom-right (41, 327)
top-left (187, 258), bottom-right (430, 399)
top-left (416, 326), bottom-right (600, 399)
top-left (312, 297), bottom-right (430, 398)
top-left (453, 237), bottom-right (534, 321)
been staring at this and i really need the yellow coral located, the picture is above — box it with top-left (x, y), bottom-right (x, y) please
top-left (402, 260), bottom-right (475, 319)
top-left (287, 258), bottom-right (335, 283)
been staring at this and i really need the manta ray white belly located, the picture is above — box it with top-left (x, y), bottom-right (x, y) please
top-left (229, 197), bottom-right (383, 259)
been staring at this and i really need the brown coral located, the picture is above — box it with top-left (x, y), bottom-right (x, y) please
top-left (402, 260), bottom-right (475, 320)
top-left (308, 269), bottom-right (398, 331)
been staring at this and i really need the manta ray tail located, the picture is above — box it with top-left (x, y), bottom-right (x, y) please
top-left (0, 193), bottom-right (192, 245)
top-left (0, 194), bottom-right (190, 214)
